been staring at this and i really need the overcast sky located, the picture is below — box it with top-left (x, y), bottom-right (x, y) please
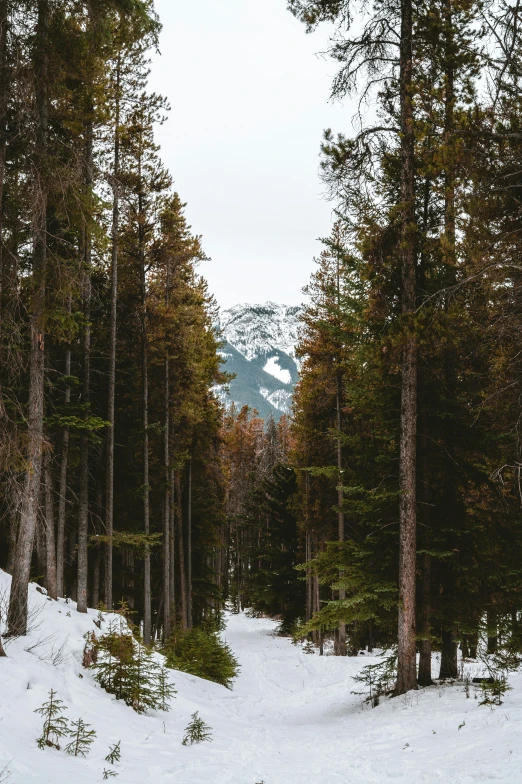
top-left (149, 0), bottom-right (350, 310)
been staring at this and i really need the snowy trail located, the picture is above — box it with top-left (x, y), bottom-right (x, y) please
top-left (1, 574), bottom-right (522, 784)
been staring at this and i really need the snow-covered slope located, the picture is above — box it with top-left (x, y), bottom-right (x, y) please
top-left (217, 302), bottom-right (302, 420)
top-left (2, 569), bottom-right (522, 783)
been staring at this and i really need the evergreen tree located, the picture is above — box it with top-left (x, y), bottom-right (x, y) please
top-left (65, 718), bottom-right (97, 757)
top-left (105, 741), bottom-right (121, 765)
top-left (35, 690), bottom-right (69, 750)
top-left (182, 712), bottom-right (212, 746)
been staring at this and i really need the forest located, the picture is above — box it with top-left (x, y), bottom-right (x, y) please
top-left (2, 0), bottom-right (522, 708)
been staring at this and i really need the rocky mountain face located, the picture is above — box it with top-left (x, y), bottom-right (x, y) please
top-left (217, 302), bottom-right (302, 420)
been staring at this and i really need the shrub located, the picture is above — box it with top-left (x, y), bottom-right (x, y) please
top-left (164, 626), bottom-right (239, 688)
top-left (90, 622), bottom-right (176, 713)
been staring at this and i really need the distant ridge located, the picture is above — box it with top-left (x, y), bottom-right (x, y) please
top-left (216, 302), bottom-right (302, 420)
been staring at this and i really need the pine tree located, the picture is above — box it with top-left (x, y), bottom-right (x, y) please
top-left (105, 741), bottom-right (121, 765)
top-left (65, 718), bottom-right (97, 757)
top-left (34, 690), bottom-right (69, 750)
top-left (155, 666), bottom-right (177, 712)
top-left (182, 712), bottom-right (212, 746)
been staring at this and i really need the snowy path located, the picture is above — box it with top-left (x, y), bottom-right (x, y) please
top-left (1, 575), bottom-right (522, 784)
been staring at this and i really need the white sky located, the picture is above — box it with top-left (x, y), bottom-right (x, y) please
top-left (149, 0), bottom-right (350, 310)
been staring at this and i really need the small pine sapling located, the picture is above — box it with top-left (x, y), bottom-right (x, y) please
top-left (105, 741), bottom-right (121, 765)
top-left (34, 689), bottom-right (69, 750)
top-left (128, 643), bottom-right (158, 714)
top-left (352, 650), bottom-right (397, 707)
top-left (65, 718), bottom-right (97, 757)
top-left (103, 770), bottom-right (118, 779)
top-left (155, 666), bottom-right (177, 711)
top-left (182, 712), bottom-right (212, 745)
top-left (479, 677), bottom-right (510, 707)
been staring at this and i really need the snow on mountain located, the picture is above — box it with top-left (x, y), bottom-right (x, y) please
top-left (2, 568), bottom-right (522, 784)
top-left (220, 302), bottom-right (302, 364)
top-left (217, 302), bottom-right (302, 420)
top-left (263, 357), bottom-right (292, 385)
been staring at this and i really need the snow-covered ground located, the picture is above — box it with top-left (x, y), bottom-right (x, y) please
top-left (1, 569), bottom-right (521, 784)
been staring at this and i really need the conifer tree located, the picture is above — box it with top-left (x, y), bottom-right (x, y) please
top-left (35, 690), bottom-right (69, 750)
top-left (105, 741), bottom-right (121, 765)
top-left (65, 718), bottom-right (97, 757)
top-left (182, 712), bottom-right (212, 746)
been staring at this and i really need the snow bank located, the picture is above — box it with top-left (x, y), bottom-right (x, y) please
top-left (1, 569), bottom-right (521, 783)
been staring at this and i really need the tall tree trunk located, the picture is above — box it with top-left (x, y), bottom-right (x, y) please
top-left (77, 112), bottom-right (93, 615)
top-left (418, 554), bottom-right (432, 685)
top-left (314, 571), bottom-right (323, 654)
top-left (335, 365), bottom-right (347, 656)
top-left (306, 530), bottom-right (312, 623)
top-left (140, 190), bottom-right (151, 645)
top-left (187, 455), bottom-right (193, 629)
top-left (169, 465), bottom-right (176, 625)
top-left (487, 609), bottom-right (498, 654)
top-left (44, 449), bottom-right (57, 600)
top-left (0, 0), bottom-right (8, 389)
top-left (176, 471), bottom-right (187, 628)
top-left (7, 0), bottom-right (49, 637)
top-left (418, 390), bottom-right (433, 685)
top-left (91, 486), bottom-right (102, 608)
top-left (162, 261), bottom-right (171, 640)
top-left (437, 0), bottom-right (459, 679)
top-left (395, 0), bottom-right (418, 695)
top-left (163, 359), bottom-right (171, 640)
top-left (105, 53), bottom-right (121, 612)
top-left (439, 629), bottom-right (458, 678)
top-left (56, 310), bottom-right (71, 598)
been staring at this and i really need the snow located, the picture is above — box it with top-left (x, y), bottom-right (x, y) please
top-left (259, 387), bottom-right (294, 413)
top-left (219, 302), bottom-right (302, 363)
top-left (1, 569), bottom-right (522, 783)
top-left (263, 357), bottom-right (292, 385)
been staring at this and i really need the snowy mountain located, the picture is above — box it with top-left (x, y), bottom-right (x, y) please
top-left (217, 302), bottom-right (302, 420)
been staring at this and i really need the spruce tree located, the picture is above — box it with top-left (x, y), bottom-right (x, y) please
top-left (65, 718), bottom-right (97, 757)
top-left (105, 741), bottom-right (121, 765)
top-left (35, 690), bottom-right (69, 750)
top-left (182, 712), bottom-right (212, 746)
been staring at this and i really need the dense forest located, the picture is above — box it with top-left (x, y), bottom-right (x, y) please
top-left (2, 0), bottom-right (522, 701)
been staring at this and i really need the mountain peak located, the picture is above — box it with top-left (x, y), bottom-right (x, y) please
top-left (217, 302), bottom-right (302, 420)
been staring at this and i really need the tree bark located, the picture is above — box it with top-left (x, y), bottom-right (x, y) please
top-left (487, 609), bottom-right (498, 654)
top-left (176, 471), bottom-right (187, 628)
top-left (169, 466), bottom-right (176, 625)
top-left (0, 0), bottom-right (8, 373)
top-left (417, 554), bottom-right (432, 685)
top-left (91, 486), bottom-right (102, 608)
top-left (187, 455), bottom-right (193, 629)
top-left (77, 98), bottom-right (93, 614)
top-left (418, 393), bottom-right (433, 686)
top-left (7, 0), bottom-right (49, 637)
top-left (395, 0), bottom-right (418, 696)
top-left (335, 363), bottom-right (347, 656)
top-left (44, 449), bottom-right (57, 600)
top-left (162, 261), bottom-right (171, 641)
top-left (105, 52), bottom-right (121, 612)
top-left (56, 307), bottom-right (71, 599)
top-left (140, 185), bottom-right (151, 645)
top-left (77, 200), bottom-right (92, 615)
top-left (439, 629), bottom-right (458, 678)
